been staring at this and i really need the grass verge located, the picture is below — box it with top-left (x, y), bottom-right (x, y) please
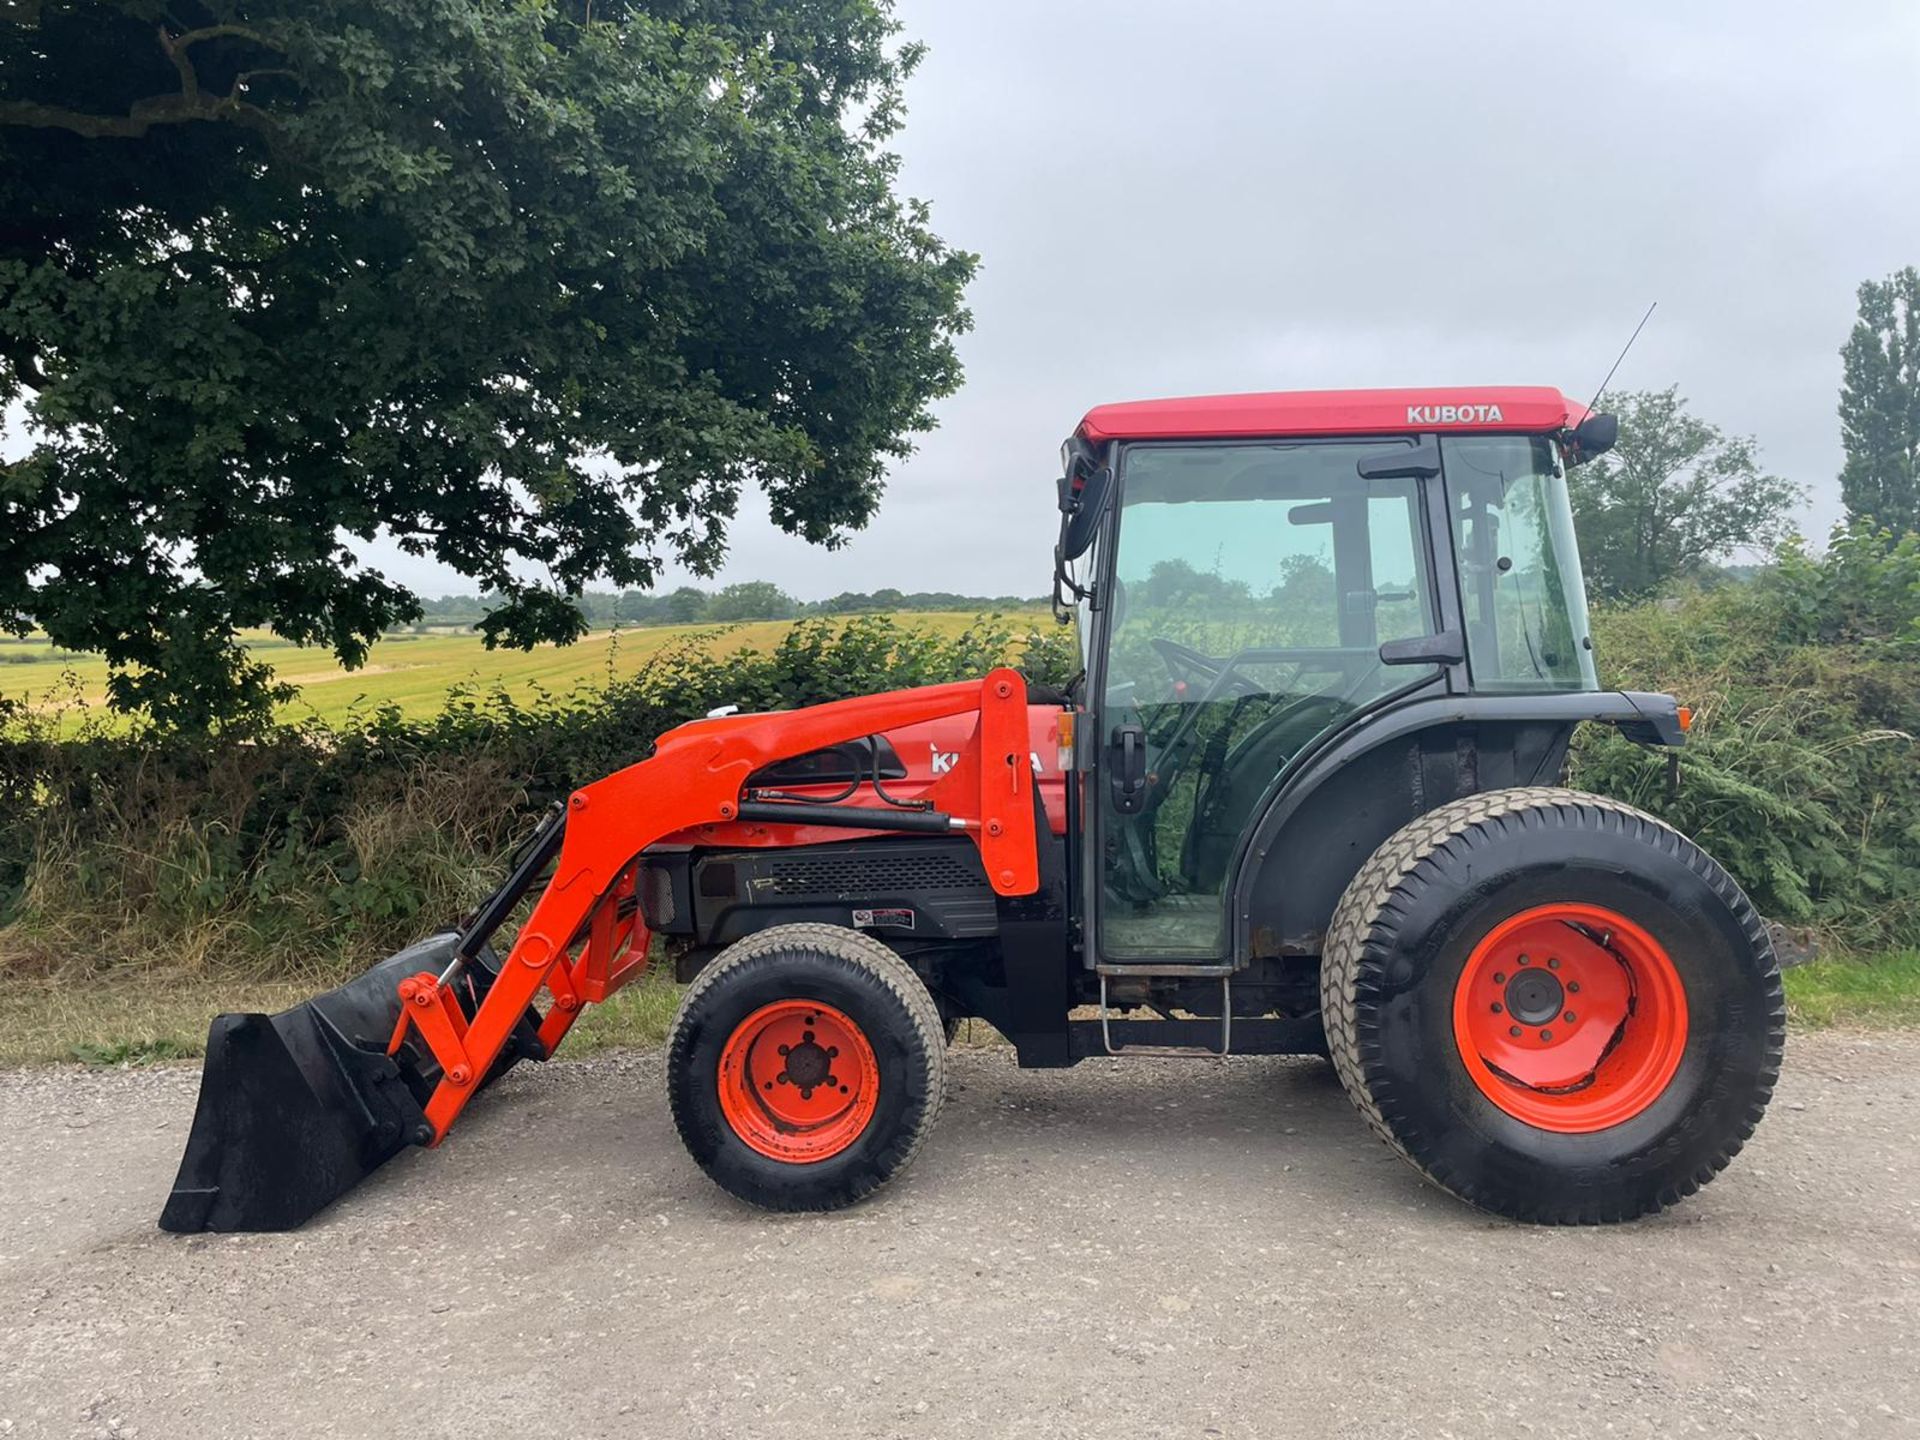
top-left (1781, 950), bottom-right (1920, 1029)
top-left (0, 966), bottom-right (690, 1068)
top-left (3, 952), bottom-right (1914, 1069)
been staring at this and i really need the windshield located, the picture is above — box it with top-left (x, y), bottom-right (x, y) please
top-left (1440, 436), bottom-right (1598, 692)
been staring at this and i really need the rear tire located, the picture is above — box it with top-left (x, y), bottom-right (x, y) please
top-left (666, 923), bottom-right (947, 1211)
top-left (1321, 787), bottom-right (1784, 1224)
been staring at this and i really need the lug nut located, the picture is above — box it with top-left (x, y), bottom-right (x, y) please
top-left (1509, 1025), bottom-right (1522, 1037)
top-left (1491, 1002), bottom-right (1503, 1014)
top-left (1539, 1030), bottom-right (1553, 1042)
top-left (1517, 955), bottom-right (1530, 966)
top-left (1493, 972), bottom-right (1506, 983)
top-left (1568, 981), bottom-right (1581, 994)
top-left (1547, 957), bottom-right (1560, 970)
top-left (1564, 1011), bottom-right (1576, 1023)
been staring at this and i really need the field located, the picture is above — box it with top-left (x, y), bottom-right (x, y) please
top-left (0, 611), bottom-right (1042, 726)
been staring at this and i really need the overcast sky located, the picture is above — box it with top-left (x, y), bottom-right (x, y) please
top-left (637, 0), bottom-right (1913, 602)
top-left (26, 2), bottom-right (1919, 603)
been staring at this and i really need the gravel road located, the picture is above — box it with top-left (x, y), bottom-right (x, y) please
top-left (1, 1031), bottom-right (1916, 1439)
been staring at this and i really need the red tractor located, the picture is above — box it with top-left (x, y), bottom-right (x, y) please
top-left (163, 387), bottom-right (1784, 1232)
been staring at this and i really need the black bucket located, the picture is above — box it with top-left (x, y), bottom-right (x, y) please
top-left (160, 932), bottom-right (542, 1233)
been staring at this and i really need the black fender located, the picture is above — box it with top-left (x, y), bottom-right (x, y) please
top-left (1227, 689), bottom-right (1687, 963)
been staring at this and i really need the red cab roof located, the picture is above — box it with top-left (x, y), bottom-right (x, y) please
top-left (1076, 386), bottom-right (1589, 443)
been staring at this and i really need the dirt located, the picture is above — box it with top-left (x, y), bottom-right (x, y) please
top-left (1, 1030), bottom-right (1915, 1439)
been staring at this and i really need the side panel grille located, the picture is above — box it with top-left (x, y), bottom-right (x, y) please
top-left (765, 850), bottom-right (983, 897)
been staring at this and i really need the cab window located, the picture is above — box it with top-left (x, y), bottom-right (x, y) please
top-left (1098, 441), bottom-right (1439, 959)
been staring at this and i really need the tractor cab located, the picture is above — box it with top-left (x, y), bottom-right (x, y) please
top-left (1053, 389), bottom-right (1617, 967)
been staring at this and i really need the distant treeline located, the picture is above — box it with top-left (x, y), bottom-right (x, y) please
top-left (403, 582), bottom-right (1046, 632)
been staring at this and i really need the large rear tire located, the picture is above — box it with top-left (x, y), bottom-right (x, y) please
top-left (1321, 787), bottom-right (1784, 1224)
top-left (666, 923), bottom-right (947, 1211)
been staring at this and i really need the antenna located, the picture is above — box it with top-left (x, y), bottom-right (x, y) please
top-left (1585, 301), bottom-right (1657, 416)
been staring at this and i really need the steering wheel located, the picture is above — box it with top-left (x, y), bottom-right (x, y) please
top-left (1150, 636), bottom-right (1264, 699)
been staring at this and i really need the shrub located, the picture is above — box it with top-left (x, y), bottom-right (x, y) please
top-left (1572, 527), bottom-right (1920, 949)
top-left (0, 615), bottom-right (1076, 977)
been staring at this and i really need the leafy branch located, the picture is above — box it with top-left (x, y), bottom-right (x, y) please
top-left (0, 23), bottom-right (283, 139)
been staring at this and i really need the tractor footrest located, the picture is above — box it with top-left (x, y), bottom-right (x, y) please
top-left (1096, 974), bottom-right (1230, 1058)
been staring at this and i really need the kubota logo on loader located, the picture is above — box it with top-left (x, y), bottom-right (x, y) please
top-left (1408, 403), bottom-right (1504, 425)
top-left (930, 743), bottom-right (1045, 775)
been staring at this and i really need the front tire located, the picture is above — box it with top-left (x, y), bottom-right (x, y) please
top-left (1321, 787), bottom-right (1785, 1224)
top-left (666, 923), bottom-right (947, 1211)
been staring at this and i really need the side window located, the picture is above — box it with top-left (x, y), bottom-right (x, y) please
top-left (1098, 443), bottom-right (1439, 960)
top-left (1442, 437), bottom-right (1599, 692)
top-left (1370, 493), bottom-right (1429, 643)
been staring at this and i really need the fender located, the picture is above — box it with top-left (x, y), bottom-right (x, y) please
top-left (1226, 688), bottom-right (1688, 963)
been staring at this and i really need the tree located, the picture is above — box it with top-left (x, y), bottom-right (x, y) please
top-left (1567, 388), bottom-right (1803, 600)
top-left (706, 580), bottom-right (795, 621)
top-left (661, 586), bottom-right (711, 625)
top-left (0, 1), bottom-right (974, 727)
top-left (1839, 266), bottom-right (1920, 540)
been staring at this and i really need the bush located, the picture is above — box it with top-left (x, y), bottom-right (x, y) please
top-left (1572, 527), bottom-right (1920, 950)
top-left (0, 615), bottom-right (1076, 978)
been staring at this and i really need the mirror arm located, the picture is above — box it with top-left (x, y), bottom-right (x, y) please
top-left (1052, 543), bottom-right (1089, 624)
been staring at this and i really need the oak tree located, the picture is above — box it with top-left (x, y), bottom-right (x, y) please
top-left (0, 0), bottom-right (974, 726)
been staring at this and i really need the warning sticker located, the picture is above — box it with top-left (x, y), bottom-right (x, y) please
top-left (851, 907), bottom-right (916, 931)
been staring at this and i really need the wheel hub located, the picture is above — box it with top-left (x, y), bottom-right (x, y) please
top-left (776, 1032), bottom-right (837, 1097)
top-left (1503, 967), bottom-right (1565, 1026)
top-left (716, 1001), bottom-right (878, 1163)
top-left (1452, 903), bottom-right (1689, 1133)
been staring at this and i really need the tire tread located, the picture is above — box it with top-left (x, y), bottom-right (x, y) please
top-left (666, 922), bottom-right (947, 1210)
top-left (1319, 786), bottom-right (1786, 1224)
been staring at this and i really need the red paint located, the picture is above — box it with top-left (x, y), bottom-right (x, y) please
top-left (716, 1001), bottom-right (881, 1163)
top-left (389, 669), bottom-right (1044, 1141)
top-left (1077, 387), bottom-right (1590, 444)
top-left (657, 707), bottom-right (1070, 847)
top-left (1452, 903), bottom-right (1689, 1133)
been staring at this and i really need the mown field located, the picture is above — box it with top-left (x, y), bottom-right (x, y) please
top-left (0, 611), bottom-right (1043, 726)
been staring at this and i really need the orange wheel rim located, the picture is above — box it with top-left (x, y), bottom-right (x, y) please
top-left (1452, 903), bottom-right (1688, 1133)
top-left (716, 1001), bottom-right (880, 1163)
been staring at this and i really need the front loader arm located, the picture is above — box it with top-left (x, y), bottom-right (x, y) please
top-left (393, 668), bottom-right (1041, 1141)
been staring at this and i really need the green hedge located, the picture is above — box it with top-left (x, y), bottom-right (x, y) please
top-left (4, 529), bottom-right (1916, 978)
top-left (0, 615), bottom-right (1078, 976)
top-left (1573, 528), bottom-right (1920, 950)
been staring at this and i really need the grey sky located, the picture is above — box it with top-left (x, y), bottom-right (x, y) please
top-left (288, 2), bottom-right (1920, 599)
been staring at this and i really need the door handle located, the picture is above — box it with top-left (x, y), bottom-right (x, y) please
top-left (1110, 722), bottom-right (1147, 815)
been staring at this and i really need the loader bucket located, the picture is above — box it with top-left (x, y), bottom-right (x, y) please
top-left (160, 931), bottom-right (542, 1233)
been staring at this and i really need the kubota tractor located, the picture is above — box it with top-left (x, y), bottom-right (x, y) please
top-left (163, 387), bottom-right (1784, 1233)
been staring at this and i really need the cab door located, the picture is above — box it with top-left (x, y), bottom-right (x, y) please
top-left (1092, 439), bottom-right (1441, 962)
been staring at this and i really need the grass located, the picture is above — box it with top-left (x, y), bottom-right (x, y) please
top-left (4, 952), bottom-right (1913, 1070)
top-left (1782, 950), bottom-right (1920, 1029)
top-left (0, 964), bottom-right (688, 1067)
top-left (0, 611), bottom-right (1042, 728)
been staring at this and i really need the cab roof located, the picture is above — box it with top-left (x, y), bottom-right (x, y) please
top-left (1076, 387), bottom-right (1589, 444)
